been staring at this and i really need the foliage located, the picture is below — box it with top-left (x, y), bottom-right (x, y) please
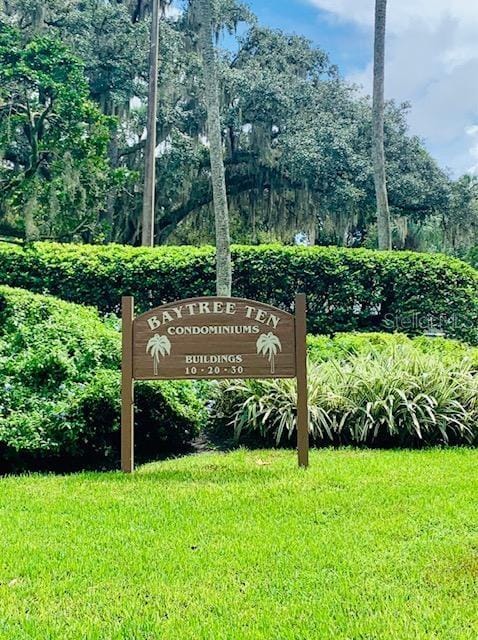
top-left (0, 241), bottom-right (477, 343)
top-left (1, 0), bottom-right (151, 108)
top-left (406, 175), bottom-right (478, 255)
top-left (467, 243), bottom-right (478, 270)
top-left (307, 332), bottom-right (478, 369)
top-left (213, 341), bottom-right (478, 447)
top-left (0, 0), bottom-right (457, 247)
top-left (0, 285), bottom-right (206, 472)
top-left (0, 23), bottom-right (114, 240)
top-left (167, 23), bottom-right (451, 247)
top-left (439, 175), bottom-right (478, 253)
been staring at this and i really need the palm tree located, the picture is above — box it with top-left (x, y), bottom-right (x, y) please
top-left (372, 0), bottom-right (392, 250)
top-left (146, 334), bottom-right (171, 375)
top-left (256, 333), bottom-right (282, 374)
top-left (197, 0), bottom-right (232, 295)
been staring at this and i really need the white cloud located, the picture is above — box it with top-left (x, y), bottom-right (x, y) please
top-left (307, 0), bottom-right (478, 176)
top-left (309, 0), bottom-right (478, 32)
top-left (165, 4), bottom-right (182, 20)
top-left (466, 125), bottom-right (478, 137)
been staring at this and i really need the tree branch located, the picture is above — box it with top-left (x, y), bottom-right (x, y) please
top-left (156, 173), bottom-right (256, 242)
top-left (119, 140), bottom-right (146, 157)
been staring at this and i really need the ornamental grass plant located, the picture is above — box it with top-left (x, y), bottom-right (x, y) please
top-left (214, 344), bottom-right (478, 447)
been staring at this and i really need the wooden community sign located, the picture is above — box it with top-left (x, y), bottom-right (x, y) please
top-left (121, 294), bottom-right (309, 472)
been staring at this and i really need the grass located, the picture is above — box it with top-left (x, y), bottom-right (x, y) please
top-left (0, 449), bottom-right (477, 639)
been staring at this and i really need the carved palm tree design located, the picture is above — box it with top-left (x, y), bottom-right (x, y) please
top-left (256, 332), bottom-right (282, 374)
top-left (146, 334), bottom-right (171, 375)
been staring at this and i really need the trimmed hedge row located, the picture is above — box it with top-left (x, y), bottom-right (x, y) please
top-left (0, 285), bottom-right (206, 473)
top-left (1, 242), bottom-right (477, 343)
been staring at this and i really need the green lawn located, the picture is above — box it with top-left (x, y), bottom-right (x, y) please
top-left (1, 449), bottom-right (477, 639)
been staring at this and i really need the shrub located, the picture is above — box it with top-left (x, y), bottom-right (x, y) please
top-left (0, 286), bottom-right (206, 472)
top-left (307, 332), bottom-right (478, 369)
top-left (213, 338), bottom-right (478, 448)
top-left (0, 242), bottom-right (477, 343)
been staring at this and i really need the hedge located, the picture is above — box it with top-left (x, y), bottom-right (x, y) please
top-left (0, 286), bottom-right (207, 473)
top-left (0, 242), bottom-right (477, 343)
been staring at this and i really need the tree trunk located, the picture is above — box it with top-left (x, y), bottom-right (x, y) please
top-left (141, 0), bottom-right (160, 247)
top-left (24, 183), bottom-right (39, 242)
top-left (31, 4), bottom-right (45, 33)
top-left (372, 0), bottom-right (392, 250)
top-left (106, 120), bottom-right (119, 242)
top-left (198, 0), bottom-right (232, 296)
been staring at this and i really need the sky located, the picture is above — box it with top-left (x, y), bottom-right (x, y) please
top-left (240, 0), bottom-right (478, 178)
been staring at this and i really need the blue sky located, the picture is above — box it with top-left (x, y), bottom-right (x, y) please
top-left (246, 0), bottom-right (372, 75)
top-left (233, 0), bottom-right (478, 178)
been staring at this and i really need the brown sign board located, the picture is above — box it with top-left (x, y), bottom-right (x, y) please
top-left (133, 297), bottom-right (295, 380)
top-left (121, 295), bottom-right (309, 472)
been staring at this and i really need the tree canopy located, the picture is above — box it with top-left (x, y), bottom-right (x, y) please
top-left (0, 0), bottom-right (471, 250)
top-left (0, 22), bottom-right (114, 240)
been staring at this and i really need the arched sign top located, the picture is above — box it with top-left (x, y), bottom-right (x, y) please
top-left (133, 296), bottom-right (295, 381)
top-left (133, 296), bottom-right (294, 325)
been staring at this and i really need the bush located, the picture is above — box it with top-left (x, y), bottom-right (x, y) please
top-left (307, 332), bottom-right (478, 369)
top-left (0, 242), bottom-right (477, 343)
top-left (0, 286), bottom-right (206, 472)
top-left (213, 335), bottom-right (478, 448)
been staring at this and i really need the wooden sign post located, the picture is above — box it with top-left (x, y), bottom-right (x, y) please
top-left (121, 295), bottom-right (309, 472)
